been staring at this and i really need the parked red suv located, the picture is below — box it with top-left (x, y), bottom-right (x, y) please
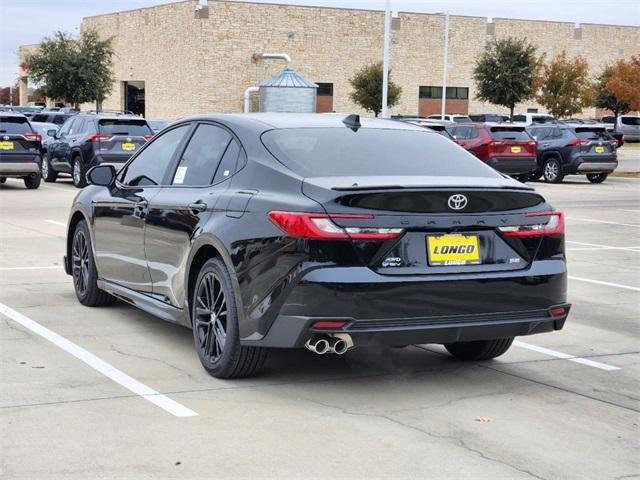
top-left (448, 123), bottom-right (537, 180)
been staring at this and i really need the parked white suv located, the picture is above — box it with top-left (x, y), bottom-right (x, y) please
top-left (602, 115), bottom-right (640, 141)
top-left (512, 113), bottom-right (556, 125)
top-left (426, 114), bottom-right (472, 123)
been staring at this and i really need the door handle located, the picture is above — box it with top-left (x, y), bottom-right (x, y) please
top-left (188, 202), bottom-right (207, 214)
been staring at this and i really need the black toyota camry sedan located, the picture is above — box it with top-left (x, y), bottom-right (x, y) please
top-left (64, 113), bottom-right (570, 378)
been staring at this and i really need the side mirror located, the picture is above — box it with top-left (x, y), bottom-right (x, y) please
top-left (87, 165), bottom-right (116, 187)
top-left (47, 129), bottom-right (57, 138)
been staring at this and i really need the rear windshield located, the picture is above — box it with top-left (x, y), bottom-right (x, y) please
top-left (621, 117), bottom-right (640, 126)
top-left (489, 127), bottom-right (530, 140)
top-left (98, 119), bottom-right (152, 136)
top-left (0, 116), bottom-right (31, 134)
top-left (262, 128), bottom-right (498, 178)
top-left (574, 128), bottom-right (609, 140)
top-left (453, 116), bottom-right (472, 123)
top-left (532, 116), bottom-right (555, 124)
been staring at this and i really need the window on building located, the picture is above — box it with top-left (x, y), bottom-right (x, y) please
top-left (316, 83), bottom-right (333, 96)
top-left (419, 86), bottom-right (468, 99)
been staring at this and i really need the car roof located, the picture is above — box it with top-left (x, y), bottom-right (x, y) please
top-left (178, 113), bottom-right (427, 132)
top-left (0, 112), bottom-right (29, 119)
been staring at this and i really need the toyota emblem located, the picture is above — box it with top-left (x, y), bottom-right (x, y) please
top-left (126, 137), bottom-right (132, 142)
top-left (448, 194), bottom-right (468, 210)
top-left (2, 135), bottom-right (8, 141)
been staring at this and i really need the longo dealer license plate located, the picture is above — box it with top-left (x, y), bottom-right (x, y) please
top-left (427, 234), bottom-right (481, 266)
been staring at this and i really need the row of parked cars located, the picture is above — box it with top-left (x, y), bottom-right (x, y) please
top-left (0, 109), bottom-right (168, 189)
top-left (395, 112), bottom-right (638, 184)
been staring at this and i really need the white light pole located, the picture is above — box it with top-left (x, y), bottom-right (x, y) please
top-left (381, 0), bottom-right (391, 118)
top-left (440, 11), bottom-right (450, 119)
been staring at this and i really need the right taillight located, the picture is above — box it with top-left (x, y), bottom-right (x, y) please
top-left (267, 211), bottom-right (403, 241)
top-left (88, 134), bottom-right (113, 142)
top-left (498, 211), bottom-right (564, 238)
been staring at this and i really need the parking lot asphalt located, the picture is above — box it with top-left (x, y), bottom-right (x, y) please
top-left (1, 175), bottom-right (638, 480)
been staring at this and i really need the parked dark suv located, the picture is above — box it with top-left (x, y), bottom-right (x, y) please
top-left (30, 111), bottom-right (76, 126)
top-left (526, 124), bottom-right (617, 183)
top-left (0, 113), bottom-right (42, 189)
top-left (43, 112), bottom-right (153, 187)
top-left (64, 113), bottom-right (569, 379)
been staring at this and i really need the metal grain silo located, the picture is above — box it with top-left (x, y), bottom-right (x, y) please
top-left (259, 68), bottom-right (318, 113)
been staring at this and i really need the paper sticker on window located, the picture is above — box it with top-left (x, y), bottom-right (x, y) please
top-left (223, 170), bottom-right (230, 177)
top-left (174, 166), bottom-right (187, 184)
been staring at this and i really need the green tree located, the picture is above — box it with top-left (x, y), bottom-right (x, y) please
top-left (349, 62), bottom-right (402, 117)
top-left (473, 37), bottom-right (540, 120)
top-left (536, 51), bottom-right (594, 119)
top-left (24, 29), bottom-right (114, 109)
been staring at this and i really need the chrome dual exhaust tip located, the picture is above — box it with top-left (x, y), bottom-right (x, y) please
top-left (305, 334), bottom-right (353, 355)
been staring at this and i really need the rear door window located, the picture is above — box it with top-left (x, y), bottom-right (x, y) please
top-left (98, 119), bottom-right (152, 136)
top-left (621, 117), bottom-right (640, 126)
top-left (489, 127), bottom-right (530, 140)
top-left (0, 116), bottom-right (32, 134)
top-left (171, 124), bottom-right (232, 186)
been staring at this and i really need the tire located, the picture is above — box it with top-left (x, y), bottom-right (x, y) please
top-left (515, 174), bottom-right (528, 183)
top-left (72, 156), bottom-right (86, 188)
top-left (444, 338), bottom-right (514, 361)
top-left (587, 173), bottom-right (608, 184)
top-left (192, 257), bottom-right (268, 379)
top-left (71, 220), bottom-right (116, 306)
top-left (41, 152), bottom-right (58, 182)
top-left (542, 157), bottom-right (564, 183)
top-left (529, 170), bottom-right (542, 181)
top-left (23, 175), bottom-right (41, 189)
top-left (0, 177), bottom-right (6, 183)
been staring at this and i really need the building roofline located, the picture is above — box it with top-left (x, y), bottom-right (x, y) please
top-left (80, 0), bottom-right (640, 30)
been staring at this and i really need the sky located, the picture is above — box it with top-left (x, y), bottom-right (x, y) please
top-left (1, 0), bottom-right (638, 87)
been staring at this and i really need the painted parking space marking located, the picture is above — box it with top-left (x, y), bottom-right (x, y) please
top-left (0, 265), bottom-right (61, 271)
top-left (569, 275), bottom-right (640, 292)
top-left (513, 340), bottom-right (621, 371)
top-left (567, 217), bottom-right (640, 228)
top-left (566, 240), bottom-right (640, 252)
top-left (0, 302), bottom-right (198, 418)
top-left (45, 220), bottom-right (67, 227)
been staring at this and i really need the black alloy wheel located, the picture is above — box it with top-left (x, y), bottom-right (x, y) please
top-left (192, 257), bottom-right (268, 378)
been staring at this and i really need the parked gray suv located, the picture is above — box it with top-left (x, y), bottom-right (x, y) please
top-left (526, 124), bottom-right (617, 183)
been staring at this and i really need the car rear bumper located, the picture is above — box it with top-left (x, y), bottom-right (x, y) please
top-left (620, 133), bottom-right (640, 141)
top-left (488, 157), bottom-right (538, 175)
top-left (576, 161), bottom-right (618, 173)
top-left (0, 160), bottom-right (41, 176)
top-left (241, 259), bottom-right (569, 348)
top-left (93, 154), bottom-right (132, 167)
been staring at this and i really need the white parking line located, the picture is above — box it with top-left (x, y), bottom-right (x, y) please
top-left (0, 302), bottom-right (198, 418)
top-left (0, 266), bottom-right (61, 271)
top-left (45, 220), bottom-right (67, 227)
top-left (567, 217), bottom-right (640, 228)
top-left (569, 275), bottom-right (640, 292)
top-left (513, 340), bottom-right (620, 371)
top-left (566, 241), bottom-right (640, 252)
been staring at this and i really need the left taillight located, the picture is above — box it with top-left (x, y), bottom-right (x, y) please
top-left (144, 134), bottom-right (154, 141)
top-left (23, 132), bottom-right (42, 141)
top-left (267, 211), bottom-right (403, 240)
top-left (88, 134), bottom-right (113, 142)
top-left (498, 211), bottom-right (564, 238)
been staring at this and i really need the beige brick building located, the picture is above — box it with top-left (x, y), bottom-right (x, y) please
top-left (22, 0), bottom-right (640, 120)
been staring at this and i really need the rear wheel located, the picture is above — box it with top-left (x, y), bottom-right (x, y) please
top-left (192, 257), bottom-right (268, 379)
top-left (0, 177), bottom-right (6, 184)
top-left (543, 157), bottom-right (564, 183)
top-left (23, 175), bottom-right (41, 189)
top-left (587, 173), bottom-right (608, 184)
top-left (444, 338), bottom-right (514, 361)
top-left (528, 170), bottom-right (542, 181)
top-left (71, 220), bottom-right (116, 306)
top-left (42, 153), bottom-right (58, 182)
top-left (72, 156), bottom-right (86, 188)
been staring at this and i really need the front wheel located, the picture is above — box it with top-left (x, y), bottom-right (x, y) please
top-left (444, 338), bottom-right (514, 361)
top-left (72, 157), bottom-right (86, 188)
top-left (71, 220), bottom-right (116, 306)
top-left (543, 157), bottom-right (564, 183)
top-left (42, 153), bottom-right (58, 182)
top-left (23, 175), bottom-right (41, 189)
top-left (587, 173), bottom-right (608, 183)
top-left (192, 257), bottom-right (268, 379)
